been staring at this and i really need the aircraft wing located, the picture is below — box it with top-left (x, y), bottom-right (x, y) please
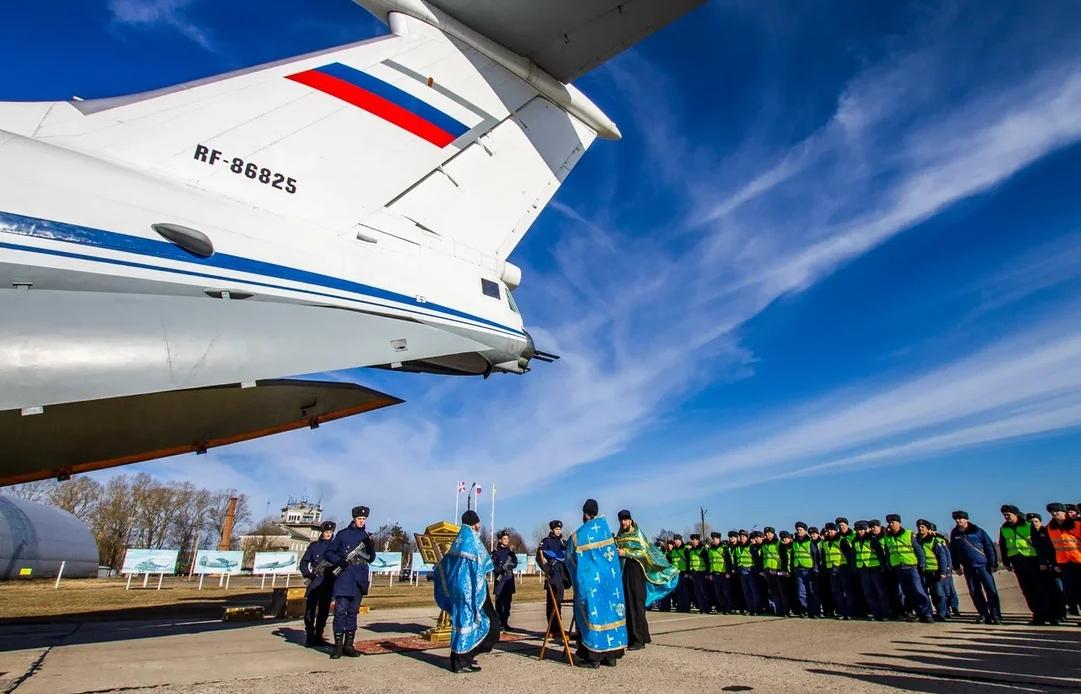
top-left (0, 379), bottom-right (401, 486)
top-left (421, 0), bottom-right (707, 82)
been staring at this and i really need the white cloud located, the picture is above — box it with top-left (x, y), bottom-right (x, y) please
top-left (108, 0), bottom-right (214, 51)
top-left (99, 7), bottom-right (1081, 530)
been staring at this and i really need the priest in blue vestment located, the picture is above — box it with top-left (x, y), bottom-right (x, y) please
top-left (434, 510), bottom-right (501, 673)
top-left (567, 498), bottom-right (627, 668)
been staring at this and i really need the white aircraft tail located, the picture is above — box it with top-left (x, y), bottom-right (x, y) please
top-left (12, 10), bottom-right (606, 258)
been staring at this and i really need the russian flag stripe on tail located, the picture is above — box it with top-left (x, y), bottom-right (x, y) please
top-left (287, 62), bottom-right (468, 147)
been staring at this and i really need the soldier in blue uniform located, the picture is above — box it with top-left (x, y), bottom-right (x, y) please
top-left (490, 529), bottom-right (518, 630)
top-left (299, 520), bottom-right (336, 648)
top-left (537, 520), bottom-right (570, 630)
top-left (324, 505), bottom-right (376, 659)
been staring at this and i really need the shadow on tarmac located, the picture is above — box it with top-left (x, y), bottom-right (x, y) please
top-left (813, 625), bottom-right (1081, 691)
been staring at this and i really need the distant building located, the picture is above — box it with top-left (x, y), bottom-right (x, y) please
top-left (238, 499), bottom-right (330, 557)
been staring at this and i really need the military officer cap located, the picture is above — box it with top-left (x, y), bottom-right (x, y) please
top-left (1000, 504), bottom-right (1020, 515)
top-left (1025, 512), bottom-right (1041, 521)
top-left (461, 510), bottom-right (481, 526)
top-left (498, 529), bottom-right (510, 539)
top-left (750, 530), bottom-right (762, 539)
top-left (794, 521), bottom-right (808, 530)
top-left (617, 509), bottom-right (632, 521)
top-left (835, 517), bottom-right (849, 525)
top-left (779, 530), bottom-right (792, 539)
top-left (885, 514), bottom-right (901, 523)
top-left (854, 520), bottom-right (868, 530)
top-left (763, 527), bottom-right (775, 534)
top-left (710, 531), bottom-right (722, 539)
top-left (951, 510), bottom-right (969, 520)
top-left (916, 518), bottom-right (931, 528)
top-left (1047, 502), bottom-right (1066, 513)
top-left (549, 520), bottom-right (563, 530)
top-left (673, 533), bottom-right (683, 540)
top-left (868, 519), bottom-right (882, 527)
top-left (321, 521), bottom-right (336, 531)
top-left (689, 533), bottom-right (701, 540)
top-left (823, 522), bottom-right (837, 531)
top-left (808, 526), bottom-right (819, 534)
top-left (728, 530), bottom-right (739, 537)
top-left (351, 505), bottom-right (369, 518)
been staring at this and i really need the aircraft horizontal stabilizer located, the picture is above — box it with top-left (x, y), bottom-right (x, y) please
top-left (0, 379), bottom-right (401, 486)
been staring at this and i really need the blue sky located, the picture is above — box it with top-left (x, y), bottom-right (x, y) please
top-left (4, 1), bottom-right (1080, 542)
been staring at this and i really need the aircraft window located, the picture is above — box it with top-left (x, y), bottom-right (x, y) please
top-left (506, 289), bottom-right (520, 314)
top-left (481, 278), bottom-right (500, 299)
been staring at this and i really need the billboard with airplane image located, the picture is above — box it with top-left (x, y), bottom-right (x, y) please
top-left (193, 550), bottom-right (243, 575)
top-left (253, 551), bottom-right (297, 575)
top-left (121, 549), bottom-right (179, 575)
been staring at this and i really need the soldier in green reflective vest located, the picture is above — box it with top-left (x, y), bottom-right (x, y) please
top-left (821, 523), bottom-right (854, 619)
top-left (687, 534), bottom-right (710, 613)
top-left (882, 514), bottom-right (933, 623)
top-left (667, 534), bottom-right (691, 613)
top-left (725, 531), bottom-right (744, 612)
top-left (707, 532), bottom-right (732, 613)
top-left (999, 504), bottom-right (1051, 624)
top-left (790, 522), bottom-right (821, 617)
top-left (917, 519), bottom-right (952, 621)
top-left (760, 527), bottom-right (791, 616)
top-left (734, 530), bottom-right (763, 615)
top-left (852, 520), bottom-right (889, 621)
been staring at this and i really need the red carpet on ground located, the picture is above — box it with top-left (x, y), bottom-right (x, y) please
top-left (352, 631), bottom-right (530, 655)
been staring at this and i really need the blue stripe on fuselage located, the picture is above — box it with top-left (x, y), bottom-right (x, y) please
top-left (0, 210), bottom-right (524, 339)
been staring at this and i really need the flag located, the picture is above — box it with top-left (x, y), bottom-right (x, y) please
top-left (475, 486), bottom-right (483, 495)
top-left (457, 481), bottom-right (466, 493)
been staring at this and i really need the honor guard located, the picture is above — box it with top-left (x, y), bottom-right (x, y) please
top-left (324, 505), bottom-right (376, 659)
top-left (537, 520), bottom-right (570, 628)
top-left (490, 530), bottom-right (518, 630)
top-left (299, 520), bottom-right (336, 647)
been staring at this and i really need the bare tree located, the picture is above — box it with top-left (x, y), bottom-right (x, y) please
top-left (497, 527), bottom-right (529, 553)
top-left (47, 477), bottom-right (103, 520)
top-left (370, 522), bottom-right (411, 552)
top-left (241, 516), bottom-right (286, 566)
top-left (3, 480), bottom-right (57, 503)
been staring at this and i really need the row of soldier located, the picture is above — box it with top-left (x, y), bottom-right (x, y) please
top-left (648, 504), bottom-right (1081, 627)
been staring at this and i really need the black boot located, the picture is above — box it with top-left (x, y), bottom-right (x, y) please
top-left (330, 633), bottom-right (345, 659)
top-left (304, 625), bottom-right (317, 648)
top-left (342, 632), bottom-right (361, 657)
top-left (314, 623), bottom-right (331, 647)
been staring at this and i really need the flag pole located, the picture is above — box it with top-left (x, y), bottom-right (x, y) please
top-left (454, 482), bottom-right (460, 522)
top-left (490, 484), bottom-right (497, 551)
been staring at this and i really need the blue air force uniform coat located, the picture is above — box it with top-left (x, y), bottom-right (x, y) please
top-left (300, 538), bottom-right (333, 594)
top-left (324, 523), bottom-right (376, 598)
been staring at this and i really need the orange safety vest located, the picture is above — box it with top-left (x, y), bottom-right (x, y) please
top-left (1048, 523), bottom-right (1081, 565)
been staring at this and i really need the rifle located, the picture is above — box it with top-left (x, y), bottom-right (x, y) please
top-left (305, 543), bottom-right (373, 588)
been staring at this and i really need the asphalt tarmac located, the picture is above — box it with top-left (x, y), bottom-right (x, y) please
top-left (0, 581), bottom-right (1077, 693)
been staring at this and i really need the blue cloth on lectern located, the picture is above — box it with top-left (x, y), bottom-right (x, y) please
top-left (567, 516), bottom-right (628, 653)
top-left (434, 525), bottom-right (494, 654)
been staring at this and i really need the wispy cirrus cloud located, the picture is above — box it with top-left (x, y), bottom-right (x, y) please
top-left (107, 0), bottom-right (214, 51)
